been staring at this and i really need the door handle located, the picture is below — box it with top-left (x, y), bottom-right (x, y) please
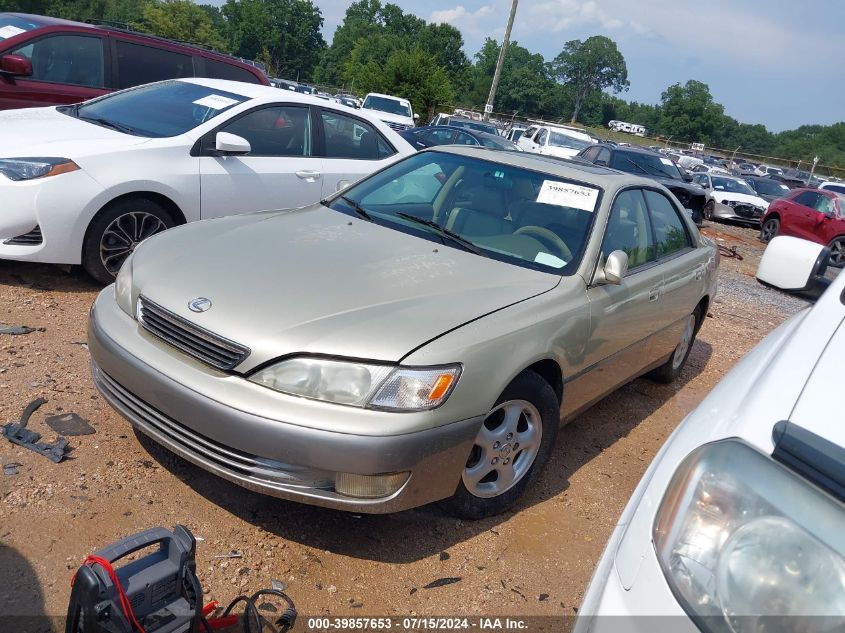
top-left (695, 267), bottom-right (703, 281)
top-left (295, 170), bottom-right (322, 182)
top-left (649, 286), bottom-right (660, 302)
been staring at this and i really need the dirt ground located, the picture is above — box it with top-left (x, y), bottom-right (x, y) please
top-left (0, 221), bottom-right (815, 627)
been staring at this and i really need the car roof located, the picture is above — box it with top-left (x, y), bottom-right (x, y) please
top-left (365, 93), bottom-right (410, 102)
top-left (180, 77), bottom-right (322, 102)
top-left (426, 145), bottom-right (654, 189)
top-left (3, 12), bottom-right (265, 72)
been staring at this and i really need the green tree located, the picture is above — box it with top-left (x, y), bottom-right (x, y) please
top-left (549, 35), bottom-right (629, 123)
top-left (381, 47), bottom-right (453, 120)
top-left (143, 0), bottom-right (225, 49)
top-left (659, 80), bottom-right (725, 144)
top-left (223, 0), bottom-right (325, 80)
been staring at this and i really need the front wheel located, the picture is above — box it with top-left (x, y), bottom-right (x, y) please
top-left (440, 370), bottom-right (559, 519)
top-left (760, 217), bottom-right (779, 243)
top-left (828, 237), bottom-right (845, 268)
top-left (704, 200), bottom-right (715, 221)
top-left (82, 198), bottom-right (175, 284)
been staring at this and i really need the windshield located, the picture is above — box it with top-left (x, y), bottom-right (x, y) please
top-left (0, 15), bottom-right (40, 40)
top-left (510, 129), bottom-right (525, 141)
top-left (712, 176), bottom-right (756, 195)
top-left (363, 95), bottom-right (412, 118)
top-left (749, 178), bottom-right (790, 197)
top-left (326, 151), bottom-right (601, 274)
top-left (449, 119), bottom-right (499, 135)
top-left (61, 81), bottom-right (247, 138)
top-left (548, 132), bottom-right (591, 150)
top-left (611, 151), bottom-right (682, 180)
top-left (478, 135), bottom-right (517, 150)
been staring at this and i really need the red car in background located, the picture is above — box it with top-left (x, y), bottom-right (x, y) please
top-left (760, 187), bottom-right (845, 266)
top-left (0, 12), bottom-right (268, 111)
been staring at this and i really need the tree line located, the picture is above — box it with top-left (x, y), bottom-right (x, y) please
top-left (2, 0), bottom-right (842, 168)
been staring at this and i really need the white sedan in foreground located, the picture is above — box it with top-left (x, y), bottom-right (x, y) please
top-left (0, 78), bottom-right (413, 282)
top-left (576, 237), bottom-right (844, 633)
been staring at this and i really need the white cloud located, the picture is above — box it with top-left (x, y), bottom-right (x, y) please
top-left (429, 4), bottom-right (494, 37)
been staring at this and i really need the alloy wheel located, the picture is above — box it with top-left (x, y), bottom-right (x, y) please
top-left (99, 211), bottom-right (168, 275)
top-left (830, 238), bottom-right (845, 267)
top-left (760, 218), bottom-right (779, 243)
top-left (463, 399), bottom-right (543, 499)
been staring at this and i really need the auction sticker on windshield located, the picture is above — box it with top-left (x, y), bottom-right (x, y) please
top-left (0, 25), bottom-right (26, 39)
top-left (193, 95), bottom-right (241, 110)
top-left (536, 180), bottom-right (599, 211)
top-left (659, 157), bottom-right (674, 166)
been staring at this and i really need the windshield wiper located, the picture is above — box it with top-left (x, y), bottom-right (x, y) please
top-left (339, 195), bottom-right (374, 222)
top-left (79, 116), bottom-right (137, 135)
top-left (395, 212), bottom-right (482, 255)
top-left (619, 155), bottom-right (675, 179)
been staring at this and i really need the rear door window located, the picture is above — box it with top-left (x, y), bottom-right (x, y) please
top-left (201, 58), bottom-right (261, 84)
top-left (11, 34), bottom-right (104, 87)
top-left (114, 40), bottom-right (193, 89)
top-left (320, 110), bottom-right (395, 160)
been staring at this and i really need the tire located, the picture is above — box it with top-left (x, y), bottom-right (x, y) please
top-left (440, 370), bottom-right (559, 519)
top-left (760, 217), bottom-right (779, 244)
top-left (82, 198), bottom-right (175, 284)
top-left (647, 307), bottom-right (701, 384)
top-left (827, 237), bottom-right (845, 268)
top-left (704, 200), bottom-right (715, 221)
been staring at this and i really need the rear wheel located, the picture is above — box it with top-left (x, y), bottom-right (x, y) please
top-left (760, 217), bottom-right (779, 243)
top-left (82, 198), bottom-right (174, 284)
top-left (648, 307), bottom-right (701, 384)
top-left (828, 237), bottom-right (845, 268)
top-left (440, 370), bottom-right (559, 519)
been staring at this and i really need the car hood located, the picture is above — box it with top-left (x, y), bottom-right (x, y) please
top-left (653, 177), bottom-right (705, 197)
top-left (713, 191), bottom-right (768, 207)
top-left (0, 106), bottom-right (149, 157)
top-left (366, 109), bottom-right (414, 127)
top-left (133, 206), bottom-right (560, 371)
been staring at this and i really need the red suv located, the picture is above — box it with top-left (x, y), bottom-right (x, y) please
top-left (760, 187), bottom-right (845, 267)
top-left (0, 13), bottom-right (269, 110)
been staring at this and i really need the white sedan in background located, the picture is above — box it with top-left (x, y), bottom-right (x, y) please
top-left (0, 78), bottom-right (414, 282)
top-left (575, 236), bottom-right (845, 633)
top-left (693, 173), bottom-right (770, 225)
top-left (517, 124), bottom-right (594, 159)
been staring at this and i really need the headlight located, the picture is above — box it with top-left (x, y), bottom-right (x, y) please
top-left (0, 157), bottom-right (79, 181)
top-left (249, 357), bottom-right (461, 410)
top-left (114, 251), bottom-right (134, 316)
top-left (654, 440), bottom-right (845, 632)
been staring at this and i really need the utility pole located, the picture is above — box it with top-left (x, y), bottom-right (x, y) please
top-left (808, 156), bottom-right (819, 185)
top-left (483, 0), bottom-right (518, 122)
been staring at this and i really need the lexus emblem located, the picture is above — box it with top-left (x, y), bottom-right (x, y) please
top-left (188, 297), bottom-right (212, 313)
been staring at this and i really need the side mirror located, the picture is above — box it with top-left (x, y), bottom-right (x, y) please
top-left (214, 132), bottom-right (250, 156)
top-left (593, 250), bottom-right (629, 285)
top-left (0, 54), bottom-right (33, 77)
top-left (335, 179), bottom-right (351, 192)
top-left (413, 113), bottom-right (420, 120)
top-left (594, 159), bottom-right (607, 167)
top-left (682, 172), bottom-right (693, 182)
top-left (757, 235), bottom-right (830, 294)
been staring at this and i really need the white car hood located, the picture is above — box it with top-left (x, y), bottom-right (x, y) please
top-left (0, 106), bottom-right (149, 157)
top-left (714, 191), bottom-right (768, 207)
top-left (366, 109), bottom-right (414, 128)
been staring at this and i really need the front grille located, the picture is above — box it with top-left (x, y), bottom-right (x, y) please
top-left (94, 367), bottom-right (332, 489)
top-left (3, 226), bottom-right (42, 245)
top-left (137, 296), bottom-right (249, 371)
top-left (383, 120), bottom-right (410, 132)
top-left (731, 203), bottom-right (765, 219)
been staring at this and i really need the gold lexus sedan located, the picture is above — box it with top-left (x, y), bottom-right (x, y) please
top-left (88, 147), bottom-right (718, 518)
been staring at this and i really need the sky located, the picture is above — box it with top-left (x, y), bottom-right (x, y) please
top-left (203, 0), bottom-right (843, 132)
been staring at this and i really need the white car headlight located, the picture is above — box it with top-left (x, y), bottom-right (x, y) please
top-left (654, 440), bottom-right (845, 632)
top-left (0, 157), bottom-right (79, 181)
top-left (248, 357), bottom-right (461, 410)
top-left (114, 251), bottom-right (134, 316)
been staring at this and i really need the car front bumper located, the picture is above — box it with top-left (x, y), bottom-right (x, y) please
top-left (88, 288), bottom-right (483, 513)
top-left (0, 170), bottom-right (104, 264)
top-left (712, 201), bottom-right (765, 225)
